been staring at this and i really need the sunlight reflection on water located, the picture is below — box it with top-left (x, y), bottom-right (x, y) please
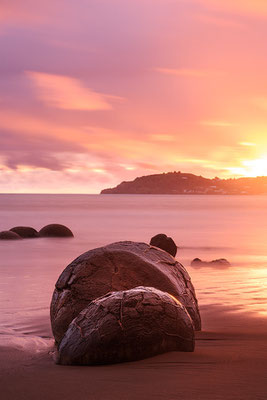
top-left (1, 194), bottom-right (267, 348)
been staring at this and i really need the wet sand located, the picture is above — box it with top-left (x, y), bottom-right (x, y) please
top-left (1, 305), bottom-right (267, 400)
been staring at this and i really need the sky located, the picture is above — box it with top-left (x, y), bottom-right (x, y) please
top-left (1, 0), bottom-right (267, 193)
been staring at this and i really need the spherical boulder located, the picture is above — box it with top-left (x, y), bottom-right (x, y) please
top-left (191, 258), bottom-right (202, 267)
top-left (150, 233), bottom-right (177, 257)
top-left (56, 286), bottom-right (195, 365)
top-left (51, 241), bottom-right (201, 345)
top-left (10, 226), bottom-right (39, 238)
top-left (0, 231), bottom-right (22, 240)
top-left (39, 224), bottom-right (73, 238)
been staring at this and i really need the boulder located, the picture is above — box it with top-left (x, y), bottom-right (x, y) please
top-left (211, 258), bottom-right (231, 267)
top-left (56, 286), bottom-right (195, 365)
top-left (191, 258), bottom-right (202, 265)
top-left (39, 224), bottom-right (73, 238)
top-left (191, 258), bottom-right (231, 267)
top-left (51, 241), bottom-right (201, 345)
top-left (0, 231), bottom-right (22, 240)
top-left (10, 226), bottom-right (39, 238)
top-left (150, 233), bottom-right (177, 257)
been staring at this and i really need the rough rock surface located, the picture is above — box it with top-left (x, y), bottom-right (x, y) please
top-left (191, 258), bottom-right (231, 267)
top-left (0, 231), bottom-right (22, 240)
top-left (56, 286), bottom-right (195, 365)
top-left (10, 226), bottom-right (39, 238)
top-left (39, 224), bottom-right (73, 238)
top-left (51, 241), bottom-right (201, 345)
top-left (150, 233), bottom-right (177, 257)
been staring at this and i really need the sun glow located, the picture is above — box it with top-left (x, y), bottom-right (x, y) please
top-left (242, 158), bottom-right (267, 177)
top-left (228, 157), bottom-right (267, 177)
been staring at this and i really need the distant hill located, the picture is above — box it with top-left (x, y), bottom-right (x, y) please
top-left (100, 171), bottom-right (267, 195)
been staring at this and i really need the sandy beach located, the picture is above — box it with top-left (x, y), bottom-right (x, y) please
top-left (1, 305), bottom-right (267, 400)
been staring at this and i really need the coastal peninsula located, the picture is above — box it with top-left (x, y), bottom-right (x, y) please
top-left (101, 171), bottom-right (267, 195)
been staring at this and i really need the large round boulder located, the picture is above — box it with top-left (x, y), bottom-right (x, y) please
top-left (0, 231), bottom-right (22, 240)
top-left (150, 233), bottom-right (177, 257)
top-left (56, 286), bottom-right (195, 365)
top-left (51, 241), bottom-right (201, 345)
top-left (39, 224), bottom-right (73, 238)
top-left (10, 226), bottom-right (39, 238)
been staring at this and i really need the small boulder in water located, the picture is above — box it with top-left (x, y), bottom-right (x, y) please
top-left (10, 226), bottom-right (39, 238)
top-left (191, 258), bottom-right (202, 266)
top-left (191, 258), bottom-right (231, 267)
top-left (150, 233), bottom-right (177, 257)
top-left (0, 230), bottom-right (22, 240)
top-left (211, 258), bottom-right (231, 267)
top-left (39, 224), bottom-right (73, 238)
top-left (56, 286), bottom-right (195, 365)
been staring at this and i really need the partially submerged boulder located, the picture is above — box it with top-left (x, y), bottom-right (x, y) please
top-left (10, 226), bottom-right (39, 238)
top-left (39, 224), bottom-right (73, 238)
top-left (56, 286), bottom-right (195, 365)
top-left (191, 258), bottom-right (231, 267)
top-left (191, 258), bottom-right (202, 266)
top-left (0, 231), bottom-right (22, 240)
top-left (150, 233), bottom-right (177, 257)
top-left (211, 258), bottom-right (231, 267)
top-left (51, 241), bottom-right (200, 345)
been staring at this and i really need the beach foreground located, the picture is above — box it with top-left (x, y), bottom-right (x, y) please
top-left (1, 305), bottom-right (267, 400)
top-left (1, 194), bottom-right (267, 399)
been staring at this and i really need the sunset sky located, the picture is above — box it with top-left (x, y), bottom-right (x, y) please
top-left (1, 0), bottom-right (267, 193)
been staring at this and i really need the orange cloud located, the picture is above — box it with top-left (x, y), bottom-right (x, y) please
top-left (253, 97), bottom-right (267, 111)
top-left (239, 142), bottom-right (256, 147)
top-left (200, 120), bottom-right (238, 127)
top-left (149, 134), bottom-right (175, 142)
top-left (27, 71), bottom-right (115, 111)
top-left (194, 14), bottom-right (245, 29)
top-left (154, 68), bottom-right (212, 78)
top-left (195, 0), bottom-right (267, 17)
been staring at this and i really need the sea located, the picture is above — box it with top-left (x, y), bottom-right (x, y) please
top-left (1, 194), bottom-right (267, 352)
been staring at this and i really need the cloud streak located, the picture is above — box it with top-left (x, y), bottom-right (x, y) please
top-left (200, 121), bottom-right (239, 127)
top-left (155, 68), bottom-right (213, 78)
top-left (27, 71), bottom-right (115, 110)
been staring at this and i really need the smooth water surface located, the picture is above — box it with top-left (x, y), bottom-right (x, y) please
top-left (1, 194), bottom-right (267, 350)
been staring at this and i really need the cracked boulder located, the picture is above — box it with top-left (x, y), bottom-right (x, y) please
top-left (56, 286), bottom-right (195, 365)
top-left (51, 241), bottom-right (201, 345)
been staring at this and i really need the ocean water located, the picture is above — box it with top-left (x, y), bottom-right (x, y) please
top-left (1, 194), bottom-right (267, 352)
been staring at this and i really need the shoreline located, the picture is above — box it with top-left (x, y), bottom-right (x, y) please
top-left (1, 305), bottom-right (267, 400)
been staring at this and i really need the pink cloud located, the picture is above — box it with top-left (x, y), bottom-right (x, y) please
top-left (1, 0), bottom-right (267, 192)
top-left (154, 68), bottom-right (211, 78)
top-left (0, 1), bottom-right (60, 25)
top-left (26, 71), bottom-right (116, 110)
top-left (154, 67), bottom-right (224, 78)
